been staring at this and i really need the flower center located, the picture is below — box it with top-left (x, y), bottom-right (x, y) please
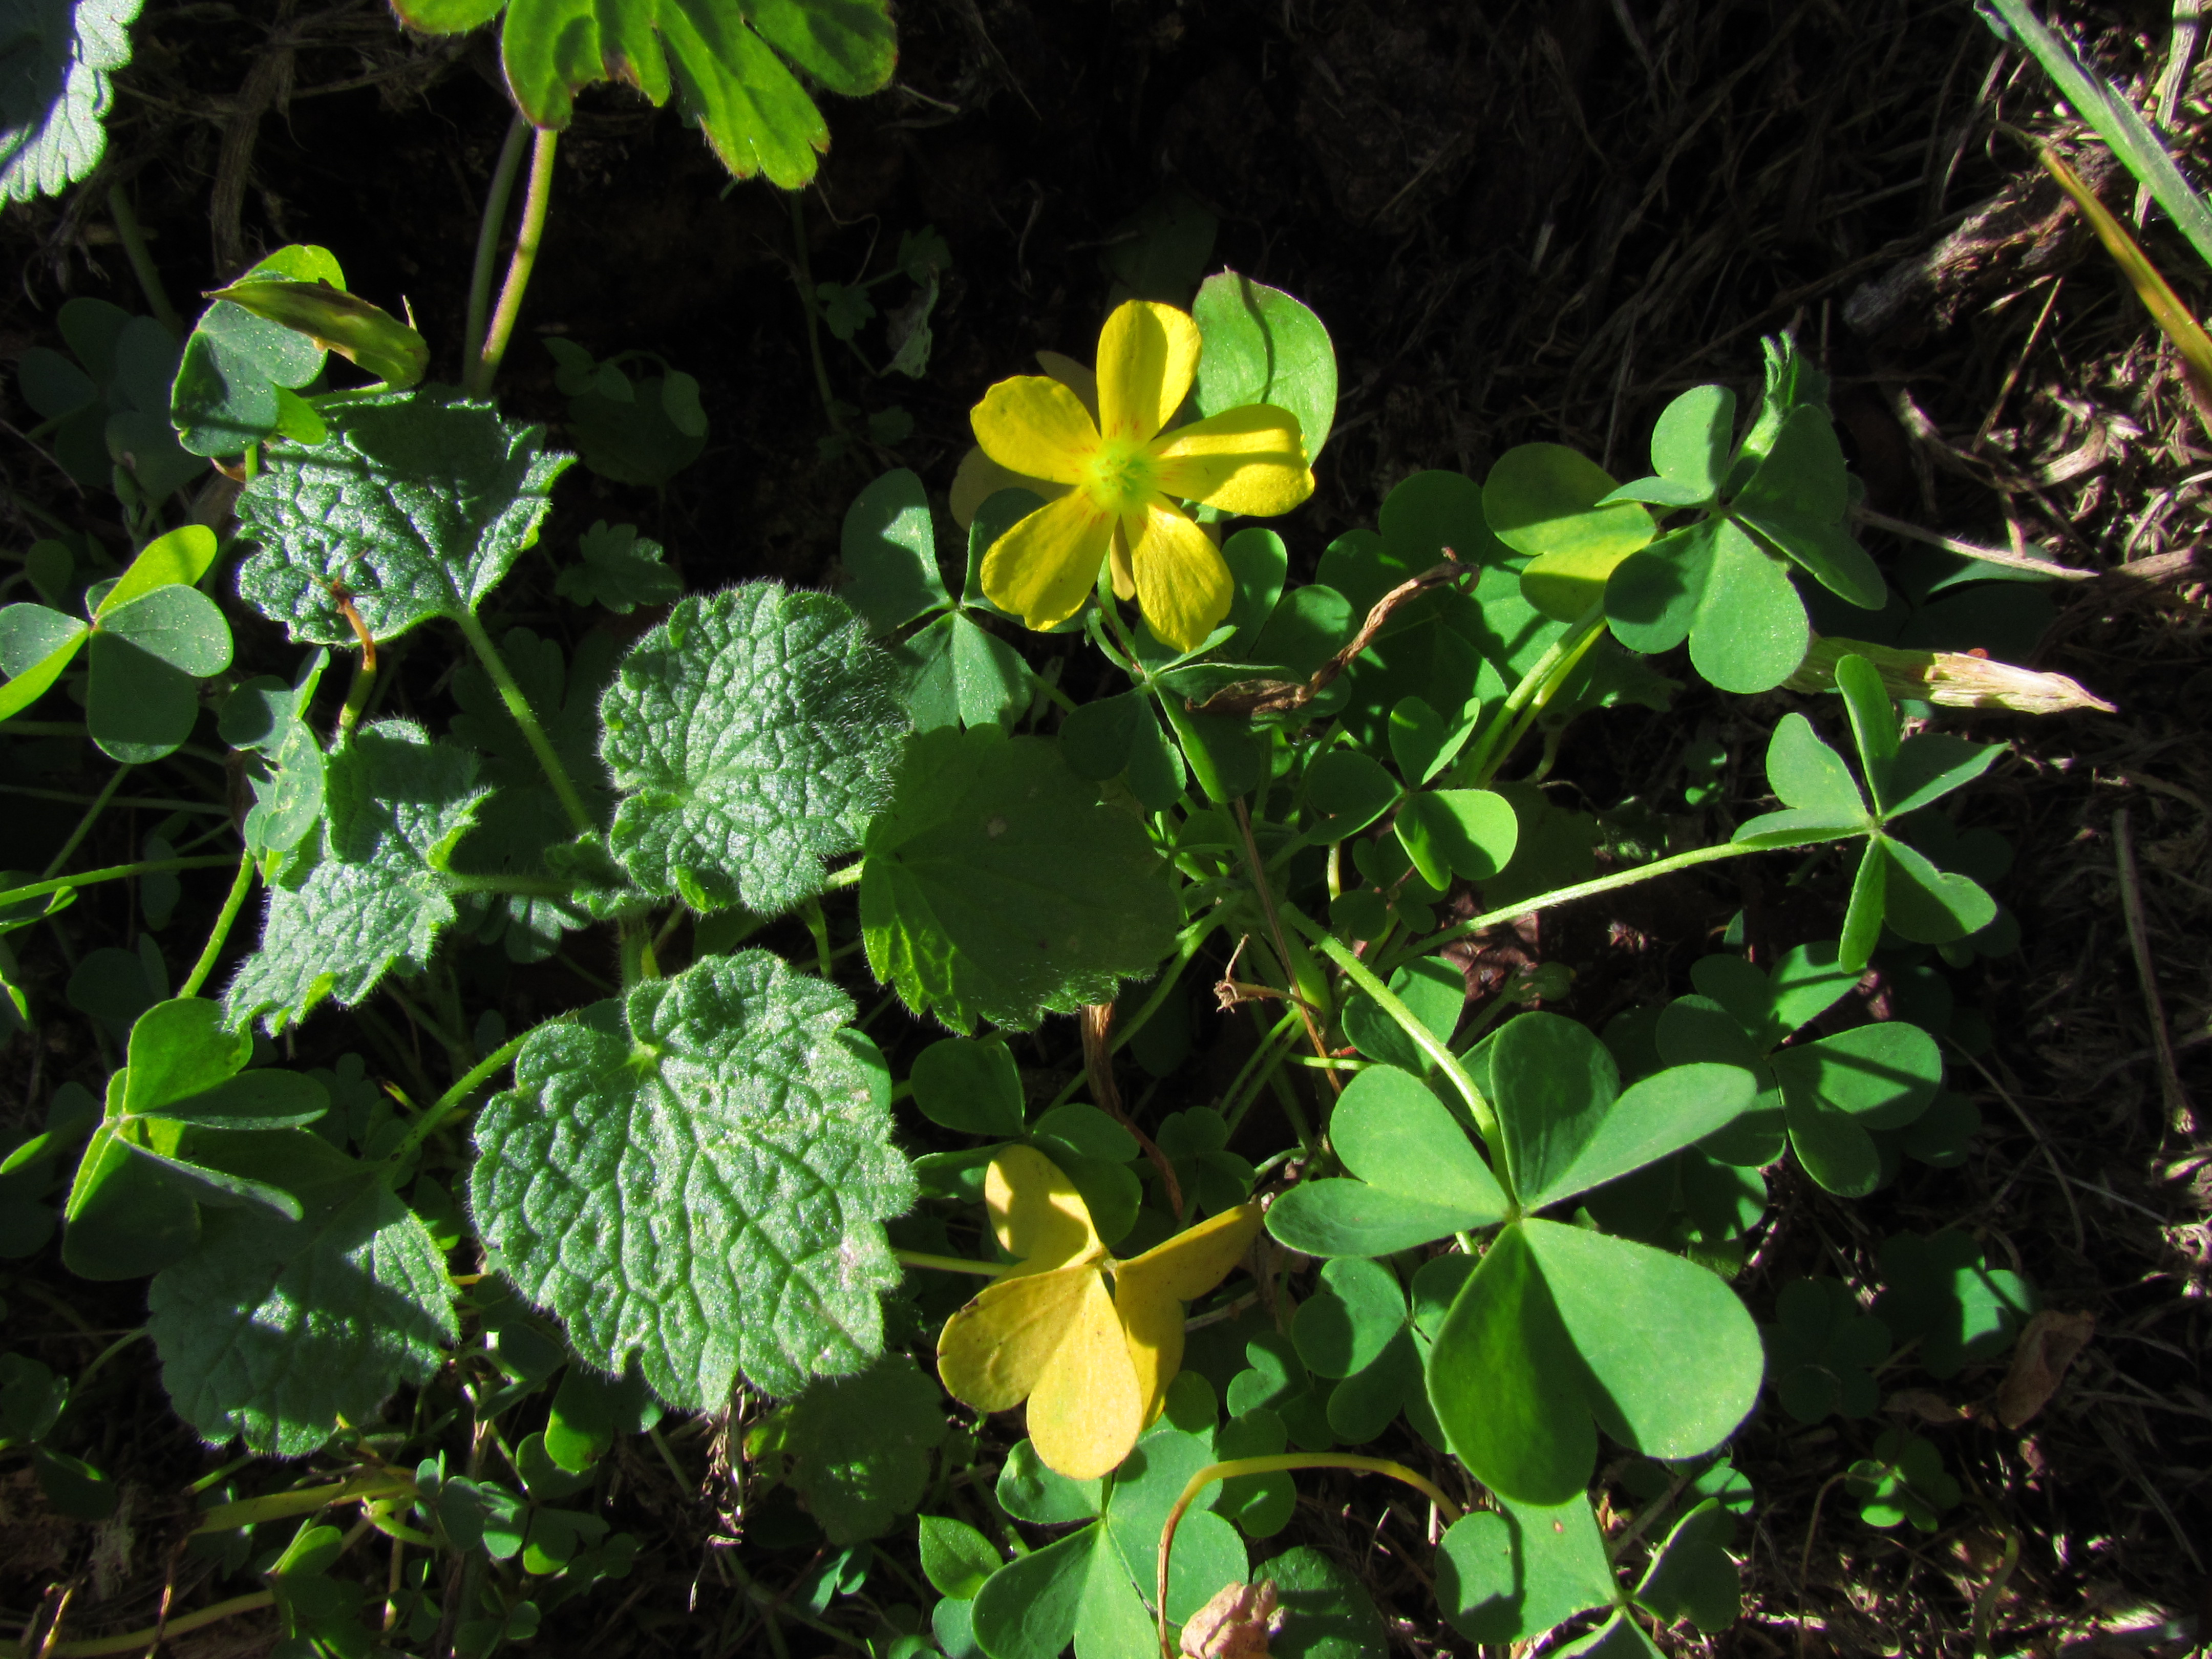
top-left (1082, 436), bottom-right (1156, 515)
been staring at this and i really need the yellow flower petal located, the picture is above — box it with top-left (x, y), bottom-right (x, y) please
top-left (1129, 497), bottom-right (1235, 653)
top-left (950, 446), bottom-right (1069, 530)
top-left (1113, 1202), bottom-right (1264, 1428)
top-left (1096, 301), bottom-right (1201, 444)
top-left (1150, 405), bottom-right (1315, 516)
top-left (935, 1261), bottom-right (1100, 1414)
top-left (1026, 1269), bottom-right (1144, 1480)
top-left (985, 1146), bottom-right (1102, 1272)
top-left (1107, 521), bottom-right (1136, 601)
top-left (982, 490), bottom-right (1116, 632)
top-left (972, 375), bottom-right (1100, 485)
top-left (1035, 350), bottom-right (1101, 422)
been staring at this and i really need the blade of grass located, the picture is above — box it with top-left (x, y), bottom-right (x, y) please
top-left (1981, 0), bottom-right (2212, 266)
top-left (2036, 142), bottom-right (2212, 430)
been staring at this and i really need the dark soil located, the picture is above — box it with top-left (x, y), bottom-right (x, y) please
top-left (2, 0), bottom-right (2207, 1655)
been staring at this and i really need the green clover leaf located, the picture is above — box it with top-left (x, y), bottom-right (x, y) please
top-left (1655, 944), bottom-right (1942, 1194)
top-left (471, 950), bottom-right (914, 1407)
top-left (1760, 1277), bottom-right (1892, 1423)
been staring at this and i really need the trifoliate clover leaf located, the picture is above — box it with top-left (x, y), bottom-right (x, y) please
top-left (1760, 1277), bottom-right (1891, 1423)
top-left (233, 389), bottom-right (572, 645)
top-left (146, 1137), bottom-right (456, 1454)
top-left (1846, 1427), bottom-right (1960, 1531)
top-left (556, 521), bottom-right (682, 614)
top-left (1871, 1230), bottom-right (2037, 1379)
top-left (860, 724), bottom-right (1182, 1033)
top-left (753, 1353), bottom-right (947, 1544)
top-left (600, 584), bottom-right (905, 916)
top-left (224, 720), bottom-right (488, 1035)
top-left (471, 950), bottom-right (915, 1408)
top-left (1, 0), bottom-right (140, 204)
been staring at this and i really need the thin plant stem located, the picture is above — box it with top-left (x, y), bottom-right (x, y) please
top-left (40, 1591), bottom-right (275, 1658)
top-left (450, 609), bottom-right (593, 833)
top-left (466, 126), bottom-right (558, 398)
top-left (1455, 599), bottom-right (1606, 787)
top-left (1286, 907), bottom-right (1496, 1142)
top-left (0, 720), bottom-right (86, 736)
top-left (1392, 838), bottom-right (1770, 964)
top-left (788, 192), bottom-right (845, 434)
top-left (1154, 1455), bottom-right (1462, 1658)
top-left (178, 849), bottom-right (257, 998)
top-left (896, 1249), bottom-right (1015, 1278)
top-left (387, 1031), bottom-right (531, 1166)
top-left (1046, 913), bottom-right (1220, 1110)
top-left (40, 764), bottom-right (133, 880)
top-left (1221, 1007), bottom-right (1302, 1135)
top-left (441, 871), bottom-right (581, 899)
top-left (105, 183), bottom-right (181, 335)
top-left (0, 785), bottom-right (226, 816)
top-left (821, 860), bottom-right (864, 890)
top-left (464, 114), bottom-right (531, 374)
top-left (0, 855), bottom-right (236, 912)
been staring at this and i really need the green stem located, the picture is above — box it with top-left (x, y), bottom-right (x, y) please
top-left (1154, 1456), bottom-right (1462, 1658)
top-left (896, 1250), bottom-right (1015, 1278)
top-left (0, 720), bottom-right (86, 737)
top-left (387, 1031), bottom-right (531, 1166)
top-left (40, 765), bottom-right (133, 880)
top-left (105, 182), bottom-right (181, 335)
top-left (1221, 1008), bottom-right (1301, 1135)
top-left (38, 1590), bottom-right (276, 1657)
top-left (789, 193), bottom-right (845, 435)
top-left (463, 114), bottom-right (531, 375)
top-left (1399, 839), bottom-right (1770, 961)
top-left (1456, 600), bottom-right (1607, 787)
top-left (1285, 907), bottom-right (1496, 1142)
top-left (441, 871), bottom-right (582, 899)
top-left (451, 609), bottom-right (592, 833)
top-left (466, 126), bottom-right (558, 399)
top-left (178, 849), bottom-right (256, 998)
top-left (0, 856), bottom-right (236, 913)
top-left (0, 785), bottom-right (227, 816)
top-left (821, 860), bottom-right (864, 891)
top-left (335, 651), bottom-right (375, 744)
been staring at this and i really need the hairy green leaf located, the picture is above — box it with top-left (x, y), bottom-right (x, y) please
top-left (147, 1138), bottom-right (455, 1454)
top-left (0, 0), bottom-right (140, 203)
top-left (224, 720), bottom-right (488, 1034)
top-left (233, 389), bottom-right (572, 644)
top-left (600, 584), bottom-right (904, 915)
top-left (472, 951), bottom-right (915, 1407)
top-left (767, 1353), bottom-right (947, 1543)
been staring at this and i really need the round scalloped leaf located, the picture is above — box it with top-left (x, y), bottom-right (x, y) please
top-left (860, 725), bottom-right (1180, 1033)
top-left (472, 950), bottom-right (914, 1407)
top-left (233, 389), bottom-right (572, 645)
top-left (1, 0), bottom-right (141, 204)
top-left (147, 1138), bottom-right (456, 1455)
top-left (599, 583), bottom-right (904, 917)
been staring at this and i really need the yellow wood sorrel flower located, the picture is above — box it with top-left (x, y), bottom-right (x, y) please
top-left (970, 300), bottom-right (1314, 653)
top-left (936, 1145), bottom-right (1264, 1479)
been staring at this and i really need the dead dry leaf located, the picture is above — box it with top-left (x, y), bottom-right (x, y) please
top-left (1997, 1309), bottom-right (2096, 1429)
